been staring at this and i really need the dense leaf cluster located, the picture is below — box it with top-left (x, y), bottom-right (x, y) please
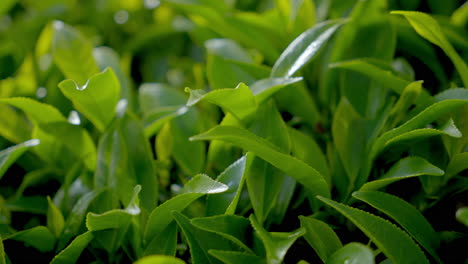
top-left (0, 0), bottom-right (467, 263)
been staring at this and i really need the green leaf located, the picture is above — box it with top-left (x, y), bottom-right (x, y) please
top-left (446, 152), bottom-right (468, 179)
top-left (0, 139), bottom-right (39, 180)
top-left (86, 185), bottom-right (140, 231)
top-left (373, 89), bottom-right (468, 158)
top-left (330, 58), bottom-right (410, 94)
top-left (52, 21), bottom-right (100, 85)
top-left (206, 156), bottom-right (247, 215)
top-left (134, 255), bottom-right (186, 264)
top-left (50, 231), bottom-right (93, 264)
top-left (271, 19), bottom-right (346, 78)
top-left (47, 196), bottom-right (65, 237)
top-left (0, 237), bottom-right (6, 264)
top-left (327, 243), bottom-right (374, 264)
top-left (209, 250), bottom-right (264, 264)
top-left (250, 77), bottom-right (303, 104)
top-left (142, 222), bottom-right (178, 256)
top-left (0, 0), bottom-right (16, 17)
top-left (353, 191), bottom-right (441, 263)
top-left (58, 189), bottom-right (103, 250)
top-left (332, 98), bottom-right (367, 187)
top-left (190, 125), bottom-right (330, 200)
top-left (143, 106), bottom-right (189, 138)
top-left (185, 83), bottom-right (257, 121)
top-left (249, 215), bottom-right (305, 264)
top-left (289, 128), bottom-right (330, 184)
top-left (191, 215), bottom-right (253, 254)
top-left (95, 109), bottom-right (157, 212)
top-left (5, 226), bottom-right (55, 253)
top-left (391, 11), bottom-right (468, 88)
top-left (299, 216), bottom-right (342, 263)
top-left (456, 207), bottom-right (468, 227)
top-left (360, 157), bottom-right (444, 191)
top-left (317, 196), bottom-right (429, 264)
top-left (246, 101), bottom-right (291, 223)
top-left (0, 97), bottom-right (66, 124)
top-left (40, 122), bottom-right (96, 171)
top-left (173, 211), bottom-right (235, 264)
top-left (205, 38), bottom-right (264, 89)
top-left (59, 68), bottom-right (121, 132)
top-left (144, 174), bottom-right (228, 244)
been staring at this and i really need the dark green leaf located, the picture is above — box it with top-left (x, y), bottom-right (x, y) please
top-left (456, 207), bottom-right (468, 227)
top-left (209, 250), bottom-right (264, 264)
top-left (317, 196), bottom-right (429, 264)
top-left (353, 191), bottom-right (441, 263)
top-left (249, 215), bottom-right (304, 264)
top-left (144, 174), bottom-right (228, 244)
top-left (50, 231), bottom-right (93, 264)
top-left (299, 216), bottom-right (342, 263)
top-left (5, 226), bottom-right (55, 253)
top-left (360, 157), bottom-right (444, 191)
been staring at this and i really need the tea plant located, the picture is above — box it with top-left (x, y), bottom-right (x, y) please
top-left (0, 0), bottom-right (467, 263)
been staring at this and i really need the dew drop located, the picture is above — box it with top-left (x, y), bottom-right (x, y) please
top-left (114, 10), bottom-right (129, 25)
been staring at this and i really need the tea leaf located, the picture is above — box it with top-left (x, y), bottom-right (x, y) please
top-left (317, 196), bottom-right (429, 264)
top-left (327, 243), bottom-right (374, 264)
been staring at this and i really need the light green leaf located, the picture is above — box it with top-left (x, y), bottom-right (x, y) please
top-left (317, 196), bottom-right (429, 264)
top-left (59, 68), bottom-right (120, 132)
top-left (0, 139), bottom-right (39, 180)
top-left (456, 207), bottom-right (468, 227)
top-left (47, 196), bottom-right (65, 237)
top-left (144, 174), bottom-right (228, 244)
top-left (190, 125), bottom-right (330, 200)
top-left (353, 191), bottom-right (441, 263)
top-left (0, 97), bottom-right (66, 124)
top-left (299, 216), bottom-right (342, 263)
top-left (360, 157), bottom-right (444, 191)
top-left (185, 83), bottom-right (257, 121)
top-left (330, 58), bottom-right (410, 94)
top-left (391, 11), bottom-right (468, 88)
top-left (0, 0), bottom-right (16, 17)
top-left (209, 250), bottom-right (264, 264)
top-left (50, 231), bottom-right (93, 264)
top-left (327, 243), bottom-right (374, 264)
top-left (52, 21), bottom-right (99, 85)
top-left (5, 226), bottom-right (55, 253)
top-left (250, 77), bottom-right (303, 104)
top-left (250, 215), bottom-right (305, 264)
top-left (271, 19), bottom-right (346, 78)
top-left (0, 237), bottom-right (6, 264)
top-left (134, 255), bottom-right (186, 264)
top-left (206, 156), bottom-right (247, 215)
top-left (86, 185), bottom-right (141, 231)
